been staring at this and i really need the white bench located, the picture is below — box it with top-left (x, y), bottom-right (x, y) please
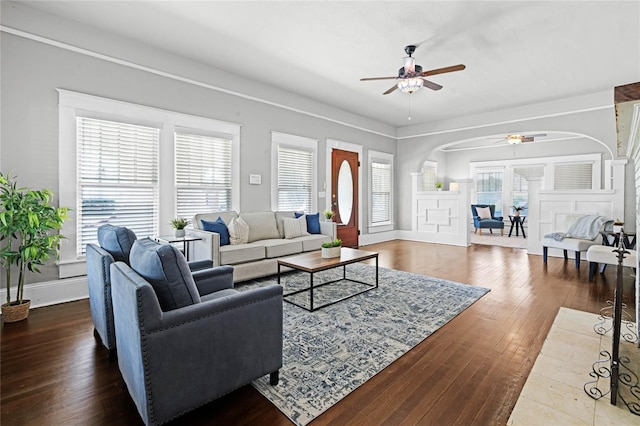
top-left (586, 245), bottom-right (637, 281)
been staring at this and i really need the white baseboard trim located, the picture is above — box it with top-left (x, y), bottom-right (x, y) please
top-left (396, 230), bottom-right (471, 247)
top-left (360, 231), bottom-right (398, 246)
top-left (0, 276), bottom-right (89, 309)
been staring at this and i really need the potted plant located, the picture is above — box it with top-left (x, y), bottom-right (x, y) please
top-left (170, 218), bottom-right (190, 238)
top-left (0, 172), bottom-right (68, 322)
top-left (512, 205), bottom-right (524, 217)
top-left (435, 182), bottom-right (443, 191)
top-left (321, 239), bottom-right (342, 258)
top-left (323, 210), bottom-right (334, 221)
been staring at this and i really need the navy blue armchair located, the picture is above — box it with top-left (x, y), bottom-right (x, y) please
top-left (110, 238), bottom-right (283, 425)
top-left (86, 225), bottom-right (214, 361)
top-left (471, 204), bottom-right (504, 236)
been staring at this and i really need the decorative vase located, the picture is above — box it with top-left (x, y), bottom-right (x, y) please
top-left (2, 300), bottom-right (31, 323)
top-left (321, 246), bottom-right (341, 258)
top-left (515, 211), bottom-right (520, 217)
top-left (175, 229), bottom-right (186, 238)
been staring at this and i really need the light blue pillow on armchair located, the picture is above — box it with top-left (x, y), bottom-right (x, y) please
top-left (129, 238), bottom-right (201, 311)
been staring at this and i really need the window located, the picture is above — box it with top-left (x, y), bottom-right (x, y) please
top-left (371, 161), bottom-right (391, 223)
top-left (59, 90), bottom-right (240, 278)
top-left (175, 131), bottom-right (233, 218)
top-left (271, 132), bottom-right (317, 213)
top-left (512, 166), bottom-right (544, 214)
top-left (476, 170), bottom-right (503, 216)
top-left (368, 150), bottom-right (394, 231)
top-left (421, 161), bottom-right (437, 191)
top-left (77, 117), bottom-right (159, 256)
top-left (554, 163), bottom-right (593, 190)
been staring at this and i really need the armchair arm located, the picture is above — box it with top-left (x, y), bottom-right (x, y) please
top-left (192, 265), bottom-right (234, 296)
top-left (188, 259), bottom-right (214, 272)
top-left (494, 216), bottom-right (504, 221)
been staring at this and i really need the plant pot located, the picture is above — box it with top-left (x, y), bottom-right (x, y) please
top-left (174, 229), bottom-right (186, 238)
top-left (2, 300), bottom-right (31, 323)
top-left (321, 246), bottom-right (341, 258)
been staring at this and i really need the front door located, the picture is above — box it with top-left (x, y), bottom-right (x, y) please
top-left (331, 149), bottom-right (359, 248)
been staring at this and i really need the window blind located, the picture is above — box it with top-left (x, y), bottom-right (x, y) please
top-left (175, 132), bottom-right (232, 219)
top-left (77, 117), bottom-right (159, 255)
top-left (371, 161), bottom-right (391, 223)
top-left (277, 146), bottom-right (312, 212)
top-left (554, 163), bottom-right (593, 190)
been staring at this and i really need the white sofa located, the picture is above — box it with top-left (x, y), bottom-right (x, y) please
top-left (187, 211), bottom-right (336, 282)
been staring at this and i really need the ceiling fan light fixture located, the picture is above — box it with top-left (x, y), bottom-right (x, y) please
top-left (507, 135), bottom-right (522, 144)
top-left (398, 78), bottom-right (423, 94)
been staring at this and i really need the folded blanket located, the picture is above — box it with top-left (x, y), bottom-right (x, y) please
top-left (544, 215), bottom-right (613, 241)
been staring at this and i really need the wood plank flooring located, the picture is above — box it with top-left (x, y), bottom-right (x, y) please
top-left (1, 240), bottom-right (636, 425)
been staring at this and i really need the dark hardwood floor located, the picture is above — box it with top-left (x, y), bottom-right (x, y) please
top-left (1, 240), bottom-right (636, 425)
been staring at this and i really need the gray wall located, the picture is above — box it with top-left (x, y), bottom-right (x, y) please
top-left (1, 5), bottom-right (396, 284)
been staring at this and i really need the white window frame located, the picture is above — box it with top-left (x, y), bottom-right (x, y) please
top-left (421, 160), bottom-right (437, 191)
top-left (368, 150), bottom-right (394, 233)
top-left (270, 131), bottom-right (318, 212)
top-left (58, 89), bottom-right (240, 278)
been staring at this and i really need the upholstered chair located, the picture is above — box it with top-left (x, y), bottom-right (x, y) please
top-left (110, 237), bottom-right (283, 426)
top-left (86, 224), bottom-right (137, 361)
top-left (86, 225), bottom-right (214, 361)
top-left (471, 204), bottom-right (504, 236)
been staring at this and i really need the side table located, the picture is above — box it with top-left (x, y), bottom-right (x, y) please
top-left (155, 235), bottom-right (202, 261)
top-left (508, 215), bottom-right (527, 238)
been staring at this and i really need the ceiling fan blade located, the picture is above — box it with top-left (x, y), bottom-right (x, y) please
top-left (521, 137), bottom-right (535, 143)
top-left (421, 64), bottom-right (466, 77)
top-left (383, 84), bottom-right (399, 95)
top-left (360, 76), bottom-right (398, 81)
top-left (526, 133), bottom-right (547, 138)
top-left (420, 79), bottom-right (443, 91)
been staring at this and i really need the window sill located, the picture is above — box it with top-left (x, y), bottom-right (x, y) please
top-left (368, 223), bottom-right (394, 234)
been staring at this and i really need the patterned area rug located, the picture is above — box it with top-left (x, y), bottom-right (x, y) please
top-left (241, 264), bottom-right (490, 425)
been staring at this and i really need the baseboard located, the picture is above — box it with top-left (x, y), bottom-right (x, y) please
top-left (396, 230), bottom-right (471, 247)
top-left (360, 231), bottom-right (398, 246)
top-left (0, 276), bottom-right (89, 309)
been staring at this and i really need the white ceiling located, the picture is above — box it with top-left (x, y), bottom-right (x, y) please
top-left (17, 1), bottom-right (640, 128)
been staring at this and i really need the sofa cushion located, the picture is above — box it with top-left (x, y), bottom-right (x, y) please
top-left (219, 243), bottom-right (265, 265)
top-left (295, 212), bottom-right (321, 234)
top-left (542, 237), bottom-right (600, 252)
top-left (275, 211), bottom-right (296, 238)
top-left (239, 212), bottom-right (280, 242)
top-left (261, 239), bottom-right (303, 258)
top-left (97, 224), bottom-right (137, 263)
top-left (129, 238), bottom-right (201, 311)
top-left (193, 211), bottom-right (238, 230)
top-left (283, 215), bottom-right (309, 239)
top-left (228, 216), bottom-right (250, 245)
top-left (293, 234), bottom-right (333, 252)
top-left (201, 217), bottom-right (230, 246)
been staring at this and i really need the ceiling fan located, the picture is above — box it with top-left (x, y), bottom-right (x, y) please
top-left (499, 134), bottom-right (548, 144)
top-left (360, 45), bottom-right (466, 95)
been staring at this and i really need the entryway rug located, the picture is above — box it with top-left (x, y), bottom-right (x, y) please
top-left (242, 264), bottom-right (490, 425)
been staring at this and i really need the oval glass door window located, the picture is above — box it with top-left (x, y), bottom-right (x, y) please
top-left (337, 160), bottom-right (353, 224)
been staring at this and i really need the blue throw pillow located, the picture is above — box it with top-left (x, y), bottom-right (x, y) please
top-left (201, 217), bottom-right (230, 246)
top-left (295, 212), bottom-right (321, 234)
